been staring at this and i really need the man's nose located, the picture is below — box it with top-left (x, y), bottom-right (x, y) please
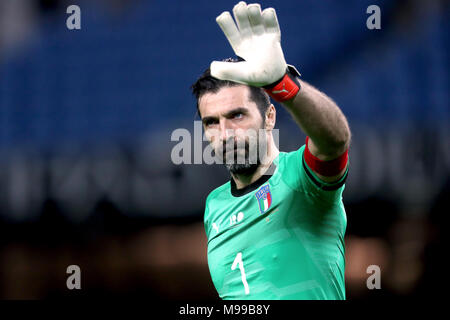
top-left (219, 119), bottom-right (233, 142)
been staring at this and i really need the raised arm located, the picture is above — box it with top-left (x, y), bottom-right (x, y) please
top-left (282, 80), bottom-right (351, 181)
top-left (210, 1), bottom-right (351, 182)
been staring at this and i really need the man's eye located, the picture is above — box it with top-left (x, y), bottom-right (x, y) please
top-left (233, 113), bottom-right (243, 119)
top-left (204, 120), bottom-right (217, 127)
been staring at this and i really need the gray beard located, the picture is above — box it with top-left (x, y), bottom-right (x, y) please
top-left (224, 133), bottom-right (267, 176)
top-left (226, 160), bottom-right (260, 175)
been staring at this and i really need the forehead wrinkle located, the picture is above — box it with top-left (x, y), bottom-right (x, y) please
top-left (199, 86), bottom-right (252, 119)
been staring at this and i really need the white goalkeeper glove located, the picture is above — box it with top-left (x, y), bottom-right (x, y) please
top-left (210, 1), bottom-right (301, 102)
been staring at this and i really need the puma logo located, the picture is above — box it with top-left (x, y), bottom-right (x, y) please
top-left (272, 83), bottom-right (289, 94)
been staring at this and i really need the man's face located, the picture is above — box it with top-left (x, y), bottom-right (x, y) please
top-left (198, 85), bottom-right (267, 174)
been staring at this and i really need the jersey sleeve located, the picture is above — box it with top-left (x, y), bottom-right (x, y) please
top-left (282, 144), bottom-right (349, 205)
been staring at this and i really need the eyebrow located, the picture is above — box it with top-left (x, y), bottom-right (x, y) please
top-left (201, 107), bottom-right (248, 124)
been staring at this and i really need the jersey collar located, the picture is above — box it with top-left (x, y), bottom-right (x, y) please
top-left (230, 163), bottom-right (276, 197)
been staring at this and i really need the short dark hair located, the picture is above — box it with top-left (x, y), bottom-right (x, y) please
top-left (191, 58), bottom-right (271, 119)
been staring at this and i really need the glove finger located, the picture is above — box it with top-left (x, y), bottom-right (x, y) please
top-left (216, 11), bottom-right (242, 52)
top-left (233, 1), bottom-right (253, 40)
top-left (210, 60), bottom-right (249, 85)
top-left (247, 3), bottom-right (265, 36)
top-left (262, 7), bottom-right (280, 36)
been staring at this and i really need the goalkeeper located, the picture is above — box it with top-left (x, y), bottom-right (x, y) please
top-left (191, 1), bottom-right (351, 299)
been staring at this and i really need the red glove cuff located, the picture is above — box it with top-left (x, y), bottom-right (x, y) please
top-left (264, 73), bottom-right (300, 102)
top-left (304, 136), bottom-right (348, 177)
top-left (263, 65), bottom-right (301, 102)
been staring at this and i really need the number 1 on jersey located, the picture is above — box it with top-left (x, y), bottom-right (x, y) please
top-left (231, 252), bottom-right (250, 295)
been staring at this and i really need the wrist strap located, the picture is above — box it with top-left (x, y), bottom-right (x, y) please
top-left (304, 136), bottom-right (349, 177)
top-left (263, 65), bottom-right (301, 102)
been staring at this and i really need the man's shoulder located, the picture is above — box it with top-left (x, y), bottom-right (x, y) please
top-left (281, 145), bottom-right (305, 158)
top-left (276, 145), bottom-right (305, 171)
top-left (206, 180), bottom-right (232, 205)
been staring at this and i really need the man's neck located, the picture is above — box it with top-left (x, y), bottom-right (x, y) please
top-left (231, 143), bottom-right (279, 190)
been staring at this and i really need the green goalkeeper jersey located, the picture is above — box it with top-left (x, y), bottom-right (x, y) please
top-left (204, 144), bottom-right (348, 300)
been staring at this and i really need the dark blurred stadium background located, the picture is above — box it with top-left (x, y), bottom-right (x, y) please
top-left (0, 0), bottom-right (448, 300)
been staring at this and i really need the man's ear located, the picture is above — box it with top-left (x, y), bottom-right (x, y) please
top-left (264, 104), bottom-right (276, 130)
